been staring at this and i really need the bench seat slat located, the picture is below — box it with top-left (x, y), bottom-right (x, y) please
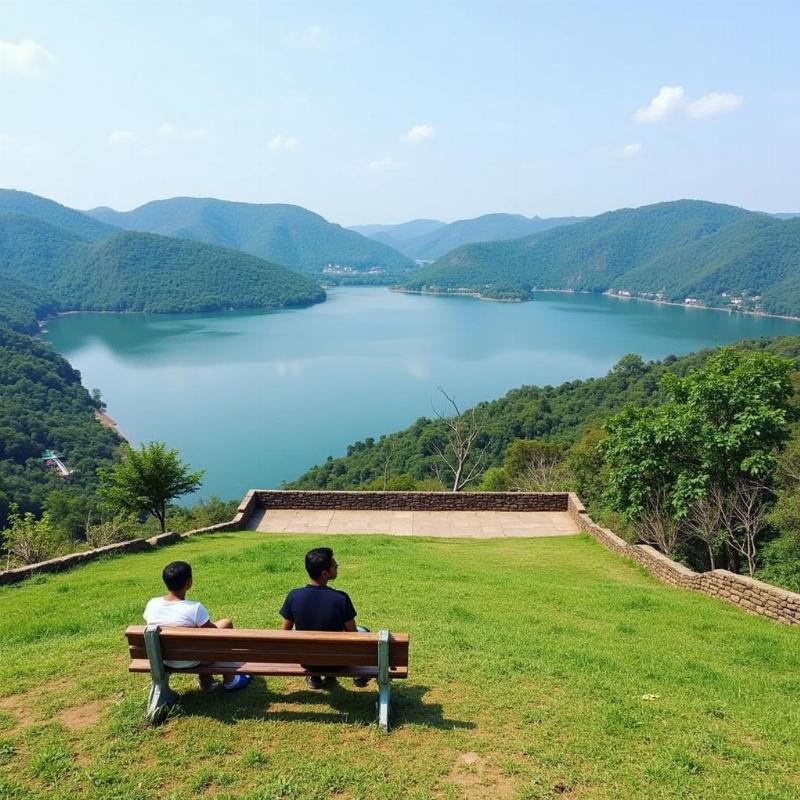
top-left (125, 627), bottom-right (410, 667)
top-left (126, 626), bottom-right (408, 644)
top-left (128, 646), bottom-right (406, 666)
top-left (128, 659), bottom-right (408, 679)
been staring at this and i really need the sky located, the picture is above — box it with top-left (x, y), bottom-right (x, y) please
top-left (1, 0), bottom-right (798, 225)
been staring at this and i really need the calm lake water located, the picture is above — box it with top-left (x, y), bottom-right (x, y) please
top-left (43, 288), bottom-right (800, 501)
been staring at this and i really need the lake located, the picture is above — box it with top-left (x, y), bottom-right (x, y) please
top-left (43, 287), bottom-right (800, 501)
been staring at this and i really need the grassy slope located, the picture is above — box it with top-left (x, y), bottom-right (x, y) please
top-left (1, 532), bottom-right (798, 799)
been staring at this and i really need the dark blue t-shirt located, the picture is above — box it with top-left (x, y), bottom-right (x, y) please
top-left (279, 584), bottom-right (357, 631)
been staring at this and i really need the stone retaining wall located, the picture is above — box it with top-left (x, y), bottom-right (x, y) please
top-left (0, 533), bottom-right (172, 586)
top-left (567, 493), bottom-right (800, 625)
top-left (255, 490), bottom-right (569, 512)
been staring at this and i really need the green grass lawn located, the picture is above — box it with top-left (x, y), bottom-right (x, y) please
top-left (1, 532), bottom-right (799, 800)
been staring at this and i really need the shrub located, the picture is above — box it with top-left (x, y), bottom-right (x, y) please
top-left (1, 506), bottom-right (68, 567)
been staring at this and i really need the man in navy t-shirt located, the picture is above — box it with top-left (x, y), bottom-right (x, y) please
top-left (279, 547), bottom-right (369, 689)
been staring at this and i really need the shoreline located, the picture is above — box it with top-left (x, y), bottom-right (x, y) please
top-left (94, 409), bottom-right (129, 442)
top-left (392, 286), bottom-right (800, 323)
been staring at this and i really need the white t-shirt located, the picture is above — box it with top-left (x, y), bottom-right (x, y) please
top-left (143, 597), bottom-right (211, 668)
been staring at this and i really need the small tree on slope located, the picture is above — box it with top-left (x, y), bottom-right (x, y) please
top-left (98, 442), bottom-right (204, 533)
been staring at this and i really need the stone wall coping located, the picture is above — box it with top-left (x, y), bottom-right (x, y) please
top-left (705, 569), bottom-right (800, 601)
top-left (632, 545), bottom-right (699, 577)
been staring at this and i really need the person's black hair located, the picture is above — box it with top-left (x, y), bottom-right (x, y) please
top-left (305, 547), bottom-right (334, 580)
top-left (162, 561), bottom-right (192, 592)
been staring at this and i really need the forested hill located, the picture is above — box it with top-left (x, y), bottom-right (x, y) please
top-left (349, 218), bottom-right (446, 245)
top-left (0, 275), bottom-right (57, 334)
top-left (386, 213), bottom-right (584, 261)
top-left (290, 336), bottom-right (800, 491)
top-left (0, 214), bottom-right (325, 314)
top-left (0, 189), bottom-right (118, 241)
top-left (404, 200), bottom-right (800, 315)
top-left (0, 324), bottom-right (122, 529)
top-left (86, 197), bottom-right (416, 274)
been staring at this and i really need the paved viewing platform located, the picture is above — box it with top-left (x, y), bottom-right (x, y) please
top-left (247, 508), bottom-right (579, 537)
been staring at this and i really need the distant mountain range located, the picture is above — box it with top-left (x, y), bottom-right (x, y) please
top-left (403, 200), bottom-right (800, 316)
top-left (348, 219), bottom-right (446, 246)
top-left (351, 213), bottom-right (584, 260)
top-left (87, 197), bottom-right (415, 274)
top-left (0, 191), bottom-right (326, 322)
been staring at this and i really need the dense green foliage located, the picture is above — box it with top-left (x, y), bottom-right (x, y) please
top-left (601, 350), bottom-right (795, 570)
top-left (405, 200), bottom-right (800, 316)
top-left (0, 214), bottom-right (326, 313)
top-left (0, 274), bottom-right (57, 333)
top-left (98, 442), bottom-right (204, 532)
top-left (0, 324), bottom-right (121, 530)
top-left (0, 189), bottom-right (117, 241)
top-left (87, 196), bottom-right (416, 274)
top-left (383, 212), bottom-right (584, 260)
top-left (1, 533), bottom-right (799, 799)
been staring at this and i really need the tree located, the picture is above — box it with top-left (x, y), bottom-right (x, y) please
top-left (601, 349), bottom-right (795, 568)
top-left (98, 442), bottom-right (204, 532)
top-left (504, 439), bottom-right (569, 491)
top-left (429, 389), bottom-right (489, 492)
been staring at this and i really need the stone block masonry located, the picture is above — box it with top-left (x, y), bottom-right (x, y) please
top-left (567, 493), bottom-right (800, 626)
top-left (254, 490), bottom-right (569, 512)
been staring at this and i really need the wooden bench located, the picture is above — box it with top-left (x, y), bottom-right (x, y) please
top-left (125, 625), bottom-right (410, 732)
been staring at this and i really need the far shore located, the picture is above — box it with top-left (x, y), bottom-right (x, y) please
top-left (392, 286), bottom-right (800, 323)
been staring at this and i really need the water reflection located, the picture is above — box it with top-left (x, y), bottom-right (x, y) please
top-left (43, 287), bottom-right (799, 499)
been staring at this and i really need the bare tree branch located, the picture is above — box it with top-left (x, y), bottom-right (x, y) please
top-left (430, 388), bottom-right (490, 491)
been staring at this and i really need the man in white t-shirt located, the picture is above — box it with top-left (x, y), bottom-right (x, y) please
top-left (143, 560), bottom-right (251, 692)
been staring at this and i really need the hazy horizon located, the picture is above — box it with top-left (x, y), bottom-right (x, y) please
top-left (1, 1), bottom-right (798, 225)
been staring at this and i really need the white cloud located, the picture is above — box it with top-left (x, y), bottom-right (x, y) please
top-left (634, 86), bottom-right (686, 122)
top-left (369, 156), bottom-right (399, 171)
top-left (635, 86), bottom-right (744, 123)
top-left (615, 142), bottom-right (643, 159)
top-left (158, 122), bottom-right (211, 142)
top-left (108, 130), bottom-right (136, 146)
top-left (402, 124), bottom-right (435, 144)
top-left (687, 92), bottom-right (744, 118)
top-left (0, 39), bottom-right (55, 77)
top-left (268, 134), bottom-right (299, 152)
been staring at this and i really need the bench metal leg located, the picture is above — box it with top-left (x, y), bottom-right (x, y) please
top-left (377, 629), bottom-right (391, 733)
top-left (144, 625), bottom-right (179, 725)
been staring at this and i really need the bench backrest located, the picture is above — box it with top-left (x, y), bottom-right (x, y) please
top-left (125, 626), bottom-right (409, 667)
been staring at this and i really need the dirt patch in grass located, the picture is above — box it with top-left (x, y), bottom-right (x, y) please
top-left (444, 751), bottom-right (516, 799)
top-left (0, 693), bottom-right (39, 730)
top-left (58, 699), bottom-right (106, 731)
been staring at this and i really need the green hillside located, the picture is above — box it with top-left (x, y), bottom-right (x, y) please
top-left (0, 275), bottom-right (57, 334)
top-left (394, 212), bottom-right (584, 260)
top-left (404, 200), bottom-right (800, 314)
top-left (86, 197), bottom-right (416, 275)
top-left (0, 189), bottom-right (117, 241)
top-left (0, 324), bottom-right (121, 528)
top-left (349, 218), bottom-right (445, 244)
top-left (0, 214), bottom-right (325, 313)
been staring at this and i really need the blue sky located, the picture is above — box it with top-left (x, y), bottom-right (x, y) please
top-left (1, 1), bottom-right (798, 224)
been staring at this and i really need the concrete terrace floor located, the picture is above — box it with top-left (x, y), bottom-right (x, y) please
top-left (247, 508), bottom-right (579, 538)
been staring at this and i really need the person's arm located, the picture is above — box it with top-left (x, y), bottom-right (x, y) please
top-left (342, 593), bottom-right (358, 632)
top-left (280, 617), bottom-right (294, 630)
